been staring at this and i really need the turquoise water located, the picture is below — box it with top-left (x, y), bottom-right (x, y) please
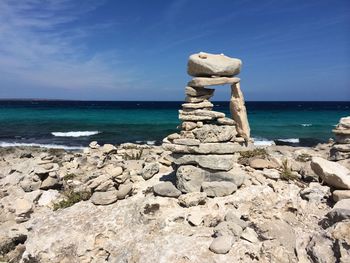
top-left (0, 101), bottom-right (349, 148)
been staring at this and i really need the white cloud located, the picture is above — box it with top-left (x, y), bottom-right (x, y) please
top-left (0, 0), bottom-right (132, 92)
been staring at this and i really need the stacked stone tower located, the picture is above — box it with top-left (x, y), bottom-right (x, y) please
top-left (330, 116), bottom-right (350, 161)
top-left (163, 52), bottom-right (251, 196)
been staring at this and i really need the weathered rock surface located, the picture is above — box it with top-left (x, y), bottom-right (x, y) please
top-left (202, 181), bottom-right (237, 197)
top-left (209, 235), bottom-right (232, 254)
top-left (187, 52), bottom-right (242, 77)
top-left (188, 77), bottom-right (240, 87)
top-left (311, 157), bottom-right (350, 189)
top-left (174, 154), bottom-right (236, 171)
top-left (153, 182), bottom-right (181, 198)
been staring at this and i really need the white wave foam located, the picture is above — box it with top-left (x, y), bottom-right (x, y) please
top-left (51, 131), bottom-right (100, 137)
top-left (146, 141), bottom-right (156, 145)
top-left (0, 142), bottom-right (84, 150)
top-left (253, 138), bottom-right (275, 146)
top-left (277, 138), bottom-right (300, 143)
top-left (301, 123), bottom-right (312, 127)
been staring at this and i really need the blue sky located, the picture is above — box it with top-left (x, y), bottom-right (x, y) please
top-left (0, 0), bottom-right (349, 101)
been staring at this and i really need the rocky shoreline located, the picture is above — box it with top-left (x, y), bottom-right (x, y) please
top-left (0, 139), bottom-right (349, 263)
top-left (1, 52), bottom-right (349, 263)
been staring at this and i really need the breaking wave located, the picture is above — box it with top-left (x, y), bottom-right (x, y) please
top-left (51, 131), bottom-right (100, 137)
top-left (301, 123), bottom-right (312, 127)
top-left (0, 142), bottom-right (84, 150)
top-left (276, 138), bottom-right (300, 143)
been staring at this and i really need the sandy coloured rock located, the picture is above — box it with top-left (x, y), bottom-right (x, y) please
top-left (187, 52), bottom-right (242, 77)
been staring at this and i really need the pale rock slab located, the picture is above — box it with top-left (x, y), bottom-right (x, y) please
top-left (181, 101), bottom-right (213, 109)
top-left (209, 235), bottom-right (233, 254)
top-left (178, 192), bottom-right (207, 207)
top-left (188, 77), bottom-right (240, 87)
top-left (90, 190), bottom-right (118, 205)
top-left (174, 154), bottom-right (236, 171)
top-left (230, 82), bottom-right (250, 142)
top-left (311, 157), bottom-right (350, 189)
top-left (185, 86), bottom-right (214, 97)
top-left (187, 52), bottom-right (242, 77)
top-left (153, 182), bottom-right (181, 198)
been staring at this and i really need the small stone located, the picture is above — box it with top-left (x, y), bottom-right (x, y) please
top-left (217, 117), bottom-right (235, 125)
top-left (300, 182), bottom-right (330, 203)
top-left (209, 235), bottom-right (233, 254)
top-left (333, 190), bottom-right (350, 202)
top-left (167, 133), bottom-right (181, 140)
top-left (249, 158), bottom-right (276, 170)
top-left (202, 181), bottom-right (237, 197)
top-left (193, 124), bottom-right (237, 143)
top-left (153, 182), bottom-right (181, 198)
top-left (324, 199), bottom-right (350, 226)
top-left (14, 199), bottom-right (33, 216)
top-left (181, 122), bottom-right (197, 131)
top-left (106, 166), bottom-right (123, 177)
top-left (90, 191), bottom-right (118, 205)
top-left (185, 86), bottom-right (214, 97)
top-left (40, 176), bottom-right (61, 190)
top-left (214, 221), bottom-right (243, 237)
top-left (241, 227), bottom-right (259, 243)
top-left (89, 141), bottom-right (100, 149)
top-left (176, 165), bottom-right (206, 193)
top-left (116, 183), bottom-right (133, 200)
top-left (142, 162), bottom-right (159, 180)
top-left (37, 190), bottom-right (60, 206)
top-left (178, 192), bottom-right (207, 207)
top-left (101, 144), bottom-right (116, 155)
top-left (224, 211), bottom-right (248, 229)
top-left (262, 168), bottom-right (280, 179)
top-left (187, 212), bottom-right (203, 226)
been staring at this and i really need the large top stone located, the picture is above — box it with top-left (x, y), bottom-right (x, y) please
top-left (187, 52), bottom-right (242, 77)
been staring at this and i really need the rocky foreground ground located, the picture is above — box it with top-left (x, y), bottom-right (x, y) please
top-left (0, 142), bottom-right (349, 263)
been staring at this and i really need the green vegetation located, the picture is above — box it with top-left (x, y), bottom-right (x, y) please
top-left (63, 173), bottom-right (77, 181)
top-left (296, 153), bottom-right (312, 162)
top-left (280, 159), bottom-right (298, 181)
top-left (53, 189), bottom-right (91, 211)
top-left (124, 149), bottom-right (143, 160)
top-left (238, 148), bottom-right (268, 165)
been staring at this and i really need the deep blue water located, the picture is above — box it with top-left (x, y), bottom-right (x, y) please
top-left (0, 100), bottom-right (349, 148)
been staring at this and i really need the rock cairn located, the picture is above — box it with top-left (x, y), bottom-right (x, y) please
top-left (330, 116), bottom-right (350, 161)
top-left (163, 52), bottom-right (252, 197)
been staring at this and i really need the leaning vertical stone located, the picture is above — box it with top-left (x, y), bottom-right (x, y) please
top-left (230, 82), bottom-right (250, 143)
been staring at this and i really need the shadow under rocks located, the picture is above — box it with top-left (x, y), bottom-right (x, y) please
top-left (159, 170), bottom-right (176, 184)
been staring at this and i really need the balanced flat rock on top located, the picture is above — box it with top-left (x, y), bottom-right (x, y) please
top-left (187, 52), bottom-right (242, 77)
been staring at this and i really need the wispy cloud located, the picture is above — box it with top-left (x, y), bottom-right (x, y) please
top-left (0, 0), bottom-right (131, 94)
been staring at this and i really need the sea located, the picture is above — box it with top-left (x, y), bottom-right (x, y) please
top-left (0, 100), bottom-right (349, 150)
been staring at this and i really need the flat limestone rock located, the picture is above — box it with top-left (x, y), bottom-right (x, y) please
top-left (179, 114), bottom-right (214, 121)
top-left (185, 95), bottom-right (212, 103)
top-left (311, 157), bottom-right (350, 189)
top-left (188, 77), bottom-right (240, 87)
top-left (173, 138), bottom-right (200, 146)
top-left (188, 52), bottom-right (242, 77)
top-left (209, 235), bottom-right (233, 254)
top-left (90, 191), bottom-right (118, 205)
top-left (185, 86), bottom-right (214, 97)
top-left (193, 124), bottom-right (237, 143)
top-left (153, 182), bottom-right (181, 198)
top-left (180, 109), bottom-right (225, 118)
top-left (182, 101), bottom-right (213, 109)
top-left (173, 154), bottom-right (236, 171)
top-left (163, 142), bottom-right (251, 154)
